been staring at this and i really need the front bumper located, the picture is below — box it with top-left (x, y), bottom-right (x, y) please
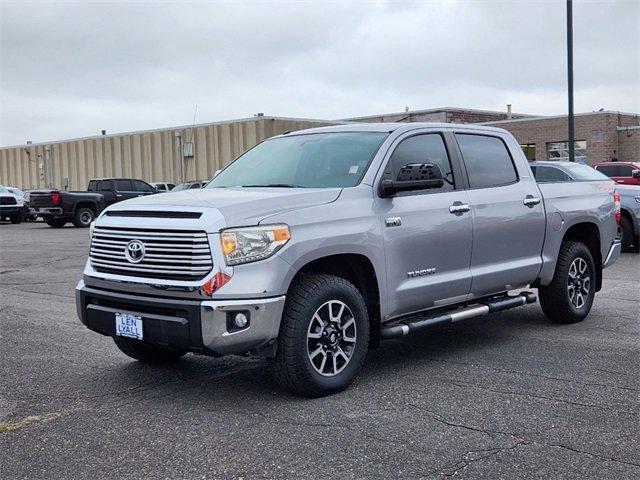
top-left (75, 280), bottom-right (286, 356)
top-left (0, 206), bottom-right (23, 217)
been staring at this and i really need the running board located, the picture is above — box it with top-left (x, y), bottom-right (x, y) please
top-left (380, 291), bottom-right (537, 340)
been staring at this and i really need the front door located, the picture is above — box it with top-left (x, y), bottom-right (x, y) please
top-left (377, 131), bottom-right (473, 320)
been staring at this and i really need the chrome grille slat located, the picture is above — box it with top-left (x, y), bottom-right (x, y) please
top-left (90, 226), bottom-right (213, 280)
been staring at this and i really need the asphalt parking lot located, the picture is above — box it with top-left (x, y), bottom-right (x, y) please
top-left (1, 221), bottom-right (639, 479)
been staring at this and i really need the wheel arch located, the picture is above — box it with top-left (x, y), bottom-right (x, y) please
top-left (287, 253), bottom-right (382, 348)
top-left (561, 221), bottom-right (603, 292)
top-left (74, 200), bottom-right (98, 215)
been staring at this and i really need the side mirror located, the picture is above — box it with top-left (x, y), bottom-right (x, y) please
top-left (379, 163), bottom-right (445, 197)
top-left (632, 170), bottom-right (640, 179)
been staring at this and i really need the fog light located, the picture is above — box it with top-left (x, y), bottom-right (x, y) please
top-left (234, 313), bottom-right (248, 328)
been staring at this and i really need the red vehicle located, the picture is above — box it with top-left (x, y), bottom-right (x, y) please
top-left (593, 162), bottom-right (640, 185)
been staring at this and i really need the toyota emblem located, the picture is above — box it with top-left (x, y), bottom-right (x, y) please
top-left (125, 239), bottom-right (146, 264)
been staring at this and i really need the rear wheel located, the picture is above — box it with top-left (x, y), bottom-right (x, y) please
top-left (10, 214), bottom-right (21, 224)
top-left (73, 207), bottom-right (95, 228)
top-left (269, 274), bottom-right (369, 397)
top-left (620, 216), bottom-right (637, 252)
top-left (45, 217), bottom-right (68, 228)
top-left (539, 241), bottom-right (596, 324)
top-left (113, 337), bottom-right (187, 363)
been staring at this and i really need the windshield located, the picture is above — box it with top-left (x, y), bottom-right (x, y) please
top-left (207, 132), bottom-right (388, 189)
top-left (562, 163), bottom-right (610, 181)
top-left (172, 183), bottom-right (190, 191)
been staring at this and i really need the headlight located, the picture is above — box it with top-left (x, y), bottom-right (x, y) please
top-left (220, 224), bottom-right (290, 266)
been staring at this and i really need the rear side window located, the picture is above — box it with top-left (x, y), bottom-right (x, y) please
top-left (385, 134), bottom-right (455, 192)
top-left (88, 181), bottom-right (97, 191)
top-left (115, 180), bottom-right (133, 191)
top-left (532, 165), bottom-right (571, 182)
top-left (456, 134), bottom-right (518, 188)
top-left (596, 165), bottom-right (619, 177)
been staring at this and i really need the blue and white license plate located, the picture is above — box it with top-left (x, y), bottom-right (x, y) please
top-left (115, 313), bottom-right (143, 340)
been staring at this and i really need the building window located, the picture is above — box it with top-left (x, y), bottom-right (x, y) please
top-left (520, 143), bottom-right (536, 161)
top-left (546, 141), bottom-right (587, 163)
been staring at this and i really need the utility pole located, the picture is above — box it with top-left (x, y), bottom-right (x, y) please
top-left (567, 0), bottom-right (575, 162)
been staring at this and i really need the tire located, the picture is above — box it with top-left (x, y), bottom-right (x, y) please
top-left (45, 217), bottom-right (68, 228)
top-left (72, 207), bottom-right (95, 228)
top-left (539, 241), bottom-right (596, 324)
top-left (10, 215), bottom-right (21, 224)
top-left (269, 274), bottom-right (369, 397)
top-left (113, 337), bottom-right (186, 363)
top-left (620, 216), bottom-right (637, 252)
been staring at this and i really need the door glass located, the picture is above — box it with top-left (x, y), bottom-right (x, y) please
top-left (596, 165), bottom-right (619, 177)
top-left (98, 181), bottom-right (111, 191)
top-left (456, 134), bottom-right (518, 188)
top-left (385, 134), bottom-right (454, 191)
top-left (619, 165), bottom-right (634, 176)
top-left (133, 180), bottom-right (153, 192)
top-left (115, 180), bottom-right (133, 191)
top-left (532, 166), bottom-right (571, 182)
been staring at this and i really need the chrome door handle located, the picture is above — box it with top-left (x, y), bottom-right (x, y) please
top-left (523, 195), bottom-right (541, 207)
top-left (449, 203), bottom-right (471, 214)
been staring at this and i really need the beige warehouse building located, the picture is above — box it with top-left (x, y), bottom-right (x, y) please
top-left (0, 116), bottom-right (334, 190)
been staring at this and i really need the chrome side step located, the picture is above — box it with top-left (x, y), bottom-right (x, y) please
top-left (380, 291), bottom-right (537, 340)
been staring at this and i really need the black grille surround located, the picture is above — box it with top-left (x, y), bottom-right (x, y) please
top-left (90, 226), bottom-right (213, 281)
top-left (0, 196), bottom-right (17, 205)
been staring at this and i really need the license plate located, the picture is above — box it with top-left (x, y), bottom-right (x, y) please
top-left (115, 313), bottom-right (143, 340)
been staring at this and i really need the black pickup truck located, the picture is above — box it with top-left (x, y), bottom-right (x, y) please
top-left (30, 178), bottom-right (156, 228)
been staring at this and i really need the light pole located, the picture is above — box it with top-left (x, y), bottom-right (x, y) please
top-left (567, 0), bottom-right (575, 162)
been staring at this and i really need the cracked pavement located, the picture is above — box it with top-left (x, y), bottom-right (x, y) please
top-left (1, 221), bottom-right (639, 479)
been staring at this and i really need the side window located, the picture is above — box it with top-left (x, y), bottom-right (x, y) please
top-left (596, 165), bottom-right (619, 177)
top-left (155, 184), bottom-right (166, 191)
top-left (189, 182), bottom-right (202, 189)
top-left (98, 181), bottom-right (111, 191)
top-left (385, 134), bottom-right (455, 192)
top-left (619, 165), bottom-right (634, 176)
top-left (88, 180), bottom-right (97, 191)
top-left (115, 180), bottom-right (133, 191)
top-left (533, 166), bottom-right (571, 183)
top-left (168, 184), bottom-right (175, 190)
top-left (456, 134), bottom-right (518, 188)
top-left (133, 180), bottom-right (154, 192)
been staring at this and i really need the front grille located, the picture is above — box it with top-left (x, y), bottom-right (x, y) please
top-left (0, 196), bottom-right (17, 205)
top-left (90, 226), bottom-right (213, 281)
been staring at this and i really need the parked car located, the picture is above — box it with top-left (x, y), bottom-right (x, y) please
top-left (150, 182), bottom-right (175, 193)
top-left (172, 180), bottom-right (208, 191)
top-left (617, 185), bottom-right (640, 252)
top-left (76, 123), bottom-right (621, 397)
top-left (0, 184), bottom-right (23, 224)
top-left (27, 189), bottom-right (105, 228)
top-left (530, 162), bottom-right (638, 252)
top-left (593, 162), bottom-right (640, 185)
top-left (5, 187), bottom-right (32, 221)
top-left (87, 178), bottom-right (157, 205)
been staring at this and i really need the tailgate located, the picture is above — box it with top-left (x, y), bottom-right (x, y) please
top-left (28, 191), bottom-right (57, 207)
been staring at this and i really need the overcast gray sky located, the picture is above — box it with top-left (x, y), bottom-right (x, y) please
top-left (1, 0), bottom-right (638, 146)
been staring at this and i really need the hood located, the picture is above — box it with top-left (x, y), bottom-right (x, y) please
top-left (111, 187), bottom-right (342, 226)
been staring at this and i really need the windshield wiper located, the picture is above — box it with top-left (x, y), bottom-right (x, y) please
top-left (240, 184), bottom-right (305, 188)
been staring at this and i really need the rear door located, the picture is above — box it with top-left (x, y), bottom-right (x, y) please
top-left (454, 132), bottom-right (545, 297)
top-left (98, 181), bottom-right (118, 205)
top-left (377, 130), bottom-right (473, 319)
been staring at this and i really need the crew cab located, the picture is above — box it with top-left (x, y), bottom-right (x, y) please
top-left (594, 162), bottom-right (640, 185)
top-left (87, 178), bottom-right (156, 205)
top-left (76, 123), bottom-right (621, 396)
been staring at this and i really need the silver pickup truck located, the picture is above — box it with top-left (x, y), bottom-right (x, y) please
top-left (76, 123), bottom-right (622, 396)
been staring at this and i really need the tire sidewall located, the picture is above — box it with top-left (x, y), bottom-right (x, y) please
top-left (75, 207), bottom-right (95, 227)
top-left (289, 279), bottom-right (369, 392)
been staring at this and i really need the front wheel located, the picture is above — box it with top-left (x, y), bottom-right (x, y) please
top-left (539, 241), bottom-right (596, 324)
top-left (113, 337), bottom-right (187, 363)
top-left (10, 214), bottom-right (22, 224)
top-left (269, 274), bottom-right (369, 397)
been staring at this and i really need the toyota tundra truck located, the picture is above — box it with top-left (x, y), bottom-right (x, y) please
top-left (76, 123), bottom-right (622, 397)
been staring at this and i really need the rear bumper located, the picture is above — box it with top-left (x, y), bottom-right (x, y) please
top-left (75, 280), bottom-right (286, 356)
top-left (31, 207), bottom-right (64, 216)
top-left (603, 238), bottom-right (622, 268)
